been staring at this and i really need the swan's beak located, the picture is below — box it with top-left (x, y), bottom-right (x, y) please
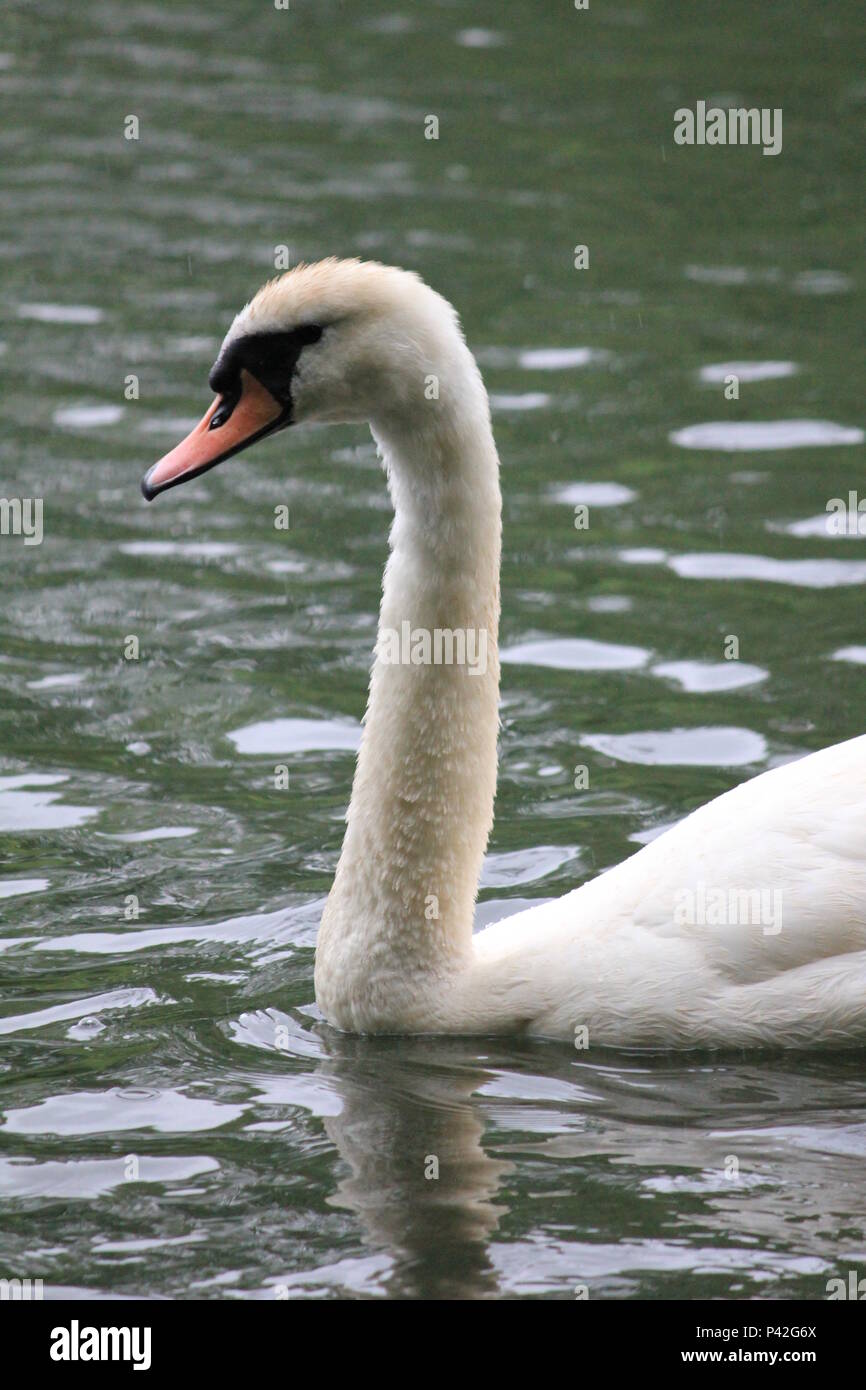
top-left (141, 369), bottom-right (289, 501)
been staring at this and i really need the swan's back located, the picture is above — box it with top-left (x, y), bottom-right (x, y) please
top-left (468, 735), bottom-right (866, 1045)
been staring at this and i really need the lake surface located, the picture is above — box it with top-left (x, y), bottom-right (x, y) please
top-left (1, 0), bottom-right (864, 1299)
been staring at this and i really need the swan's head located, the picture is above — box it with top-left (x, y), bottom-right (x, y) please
top-left (141, 257), bottom-right (464, 500)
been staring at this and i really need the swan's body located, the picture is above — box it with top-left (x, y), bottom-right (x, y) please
top-left (145, 258), bottom-right (866, 1048)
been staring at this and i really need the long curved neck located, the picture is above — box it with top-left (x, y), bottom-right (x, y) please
top-left (316, 354), bottom-right (502, 1029)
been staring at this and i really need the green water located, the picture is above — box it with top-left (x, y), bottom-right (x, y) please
top-left (1, 0), bottom-right (864, 1299)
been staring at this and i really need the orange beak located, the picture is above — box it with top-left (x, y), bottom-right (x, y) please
top-left (141, 369), bottom-right (288, 500)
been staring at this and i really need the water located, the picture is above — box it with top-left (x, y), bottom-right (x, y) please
top-left (1, 0), bottom-right (864, 1299)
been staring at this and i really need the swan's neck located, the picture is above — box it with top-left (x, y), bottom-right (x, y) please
top-left (316, 366), bottom-right (502, 1029)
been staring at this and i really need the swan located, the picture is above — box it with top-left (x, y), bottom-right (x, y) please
top-left (142, 258), bottom-right (866, 1048)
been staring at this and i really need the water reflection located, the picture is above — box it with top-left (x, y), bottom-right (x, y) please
top-left (319, 1033), bottom-right (509, 1299)
top-left (277, 1027), bottom-right (866, 1298)
top-left (670, 420), bottom-right (863, 450)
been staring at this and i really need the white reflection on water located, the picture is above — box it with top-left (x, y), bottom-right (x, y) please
top-left (671, 420), bottom-right (864, 450)
top-left (501, 637), bottom-right (650, 671)
top-left (0, 774), bottom-right (99, 832)
top-left (520, 347), bottom-right (601, 369)
top-left (617, 547), bottom-right (668, 565)
top-left (612, 546), bottom-right (866, 586)
top-left (698, 361), bottom-right (798, 383)
top-left (455, 28), bottom-right (506, 48)
top-left (581, 726), bottom-right (768, 767)
top-left (550, 481), bottom-right (637, 507)
top-left (17, 303), bottom-right (103, 323)
top-left (773, 514), bottom-right (866, 540)
top-left (480, 844), bottom-right (583, 889)
top-left (667, 552), bottom-right (866, 587)
top-left (53, 404), bottom-right (124, 428)
top-left (489, 1236), bottom-right (826, 1295)
top-left (684, 264), bottom-right (781, 286)
top-left (27, 903), bottom-right (320, 957)
top-left (227, 717), bottom-right (362, 754)
top-left (119, 540), bottom-right (242, 559)
top-left (102, 826), bottom-right (197, 843)
top-left (26, 673), bottom-right (85, 690)
top-left (793, 270), bottom-right (852, 295)
top-left (490, 391), bottom-right (551, 411)
top-left (0, 987), bottom-right (159, 1037)
top-left (3, 1083), bottom-right (240, 1134)
top-left (651, 660), bottom-right (768, 693)
top-left (0, 878), bottom-right (48, 898)
top-left (0, 1156), bottom-right (218, 1200)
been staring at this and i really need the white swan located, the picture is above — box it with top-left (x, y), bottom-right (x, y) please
top-left (143, 258), bottom-right (866, 1048)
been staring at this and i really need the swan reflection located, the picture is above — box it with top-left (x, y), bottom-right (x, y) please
top-left (319, 1031), bottom-right (510, 1298)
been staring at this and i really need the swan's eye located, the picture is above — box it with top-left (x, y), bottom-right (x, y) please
top-left (297, 324), bottom-right (324, 346)
top-left (206, 325), bottom-right (327, 420)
